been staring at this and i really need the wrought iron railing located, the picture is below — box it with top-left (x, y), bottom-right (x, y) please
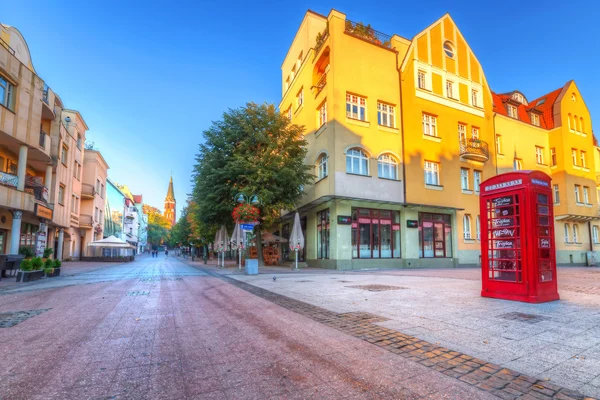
top-left (314, 73), bottom-right (327, 96)
top-left (39, 130), bottom-right (47, 148)
top-left (42, 84), bottom-right (50, 105)
top-left (459, 139), bottom-right (490, 160)
top-left (344, 20), bottom-right (392, 49)
top-left (25, 184), bottom-right (49, 203)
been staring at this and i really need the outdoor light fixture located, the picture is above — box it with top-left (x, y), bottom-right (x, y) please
top-left (249, 195), bottom-right (262, 205)
top-left (235, 193), bottom-right (247, 204)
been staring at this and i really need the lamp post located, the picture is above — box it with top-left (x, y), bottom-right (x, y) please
top-left (235, 193), bottom-right (262, 266)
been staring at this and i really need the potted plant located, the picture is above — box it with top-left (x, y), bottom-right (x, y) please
top-left (53, 259), bottom-right (61, 276)
top-left (18, 246), bottom-right (34, 259)
top-left (43, 258), bottom-right (58, 277)
top-left (43, 248), bottom-right (53, 259)
top-left (16, 258), bottom-right (45, 282)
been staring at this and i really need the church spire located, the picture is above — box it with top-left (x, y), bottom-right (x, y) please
top-left (165, 175), bottom-right (175, 201)
top-left (164, 175), bottom-right (176, 227)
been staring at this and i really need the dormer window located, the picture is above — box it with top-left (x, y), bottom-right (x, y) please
top-left (531, 113), bottom-right (540, 126)
top-left (443, 41), bottom-right (455, 58)
top-left (511, 93), bottom-right (524, 103)
top-left (507, 104), bottom-right (518, 119)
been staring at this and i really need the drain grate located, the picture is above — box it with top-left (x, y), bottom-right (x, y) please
top-left (127, 291), bottom-right (150, 296)
top-left (498, 312), bottom-right (549, 324)
top-left (0, 309), bottom-right (51, 328)
top-left (346, 284), bottom-right (407, 292)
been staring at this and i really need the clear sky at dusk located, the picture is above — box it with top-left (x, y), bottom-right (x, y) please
top-left (2, 0), bottom-right (598, 217)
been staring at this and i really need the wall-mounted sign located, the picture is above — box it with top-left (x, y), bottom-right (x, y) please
top-left (240, 223), bottom-right (254, 231)
top-left (34, 203), bottom-right (53, 220)
top-left (407, 220), bottom-right (418, 228)
top-left (337, 216), bottom-right (352, 225)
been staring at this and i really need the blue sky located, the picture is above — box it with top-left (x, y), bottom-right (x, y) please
top-left (2, 0), bottom-right (598, 217)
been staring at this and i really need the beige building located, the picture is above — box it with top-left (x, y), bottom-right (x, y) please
top-left (80, 149), bottom-right (109, 254)
top-left (0, 24), bottom-right (109, 260)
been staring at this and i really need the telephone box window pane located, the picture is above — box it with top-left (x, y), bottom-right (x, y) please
top-left (538, 205), bottom-right (549, 215)
top-left (538, 226), bottom-right (550, 236)
top-left (539, 238), bottom-right (551, 249)
top-left (540, 271), bottom-right (553, 282)
top-left (537, 193), bottom-right (549, 205)
top-left (538, 216), bottom-right (550, 226)
top-left (539, 249), bottom-right (551, 259)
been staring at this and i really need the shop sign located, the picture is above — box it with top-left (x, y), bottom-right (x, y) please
top-left (34, 203), bottom-right (53, 220)
top-left (337, 215), bottom-right (352, 225)
top-left (406, 220), bottom-right (418, 228)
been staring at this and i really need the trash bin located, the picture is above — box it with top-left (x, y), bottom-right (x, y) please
top-left (586, 251), bottom-right (596, 267)
top-left (245, 259), bottom-right (258, 275)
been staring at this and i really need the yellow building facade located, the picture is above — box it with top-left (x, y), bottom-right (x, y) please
top-left (279, 9), bottom-right (597, 269)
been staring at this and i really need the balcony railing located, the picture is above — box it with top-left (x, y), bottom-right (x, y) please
top-left (80, 214), bottom-right (93, 227)
top-left (42, 84), bottom-right (50, 105)
top-left (344, 20), bottom-right (392, 49)
top-left (39, 130), bottom-right (47, 148)
top-left (459, 139), bottom-right (490, 162)
top-left (1, 172), bottom-right (49, 203)
top-left (0, 37), bottom-right (15, 55)
top-left (313, 73), bottom-right (327, 97)
top-left (81, 183), bottom-right (95, 199)
top-left (0, 171), bottom-right (19, 188)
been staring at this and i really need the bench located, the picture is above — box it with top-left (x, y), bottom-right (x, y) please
top-left (0, 254), bottom-right (24, 280)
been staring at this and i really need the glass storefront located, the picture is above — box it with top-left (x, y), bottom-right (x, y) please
top-left (419, 213), bottom-right (452, 258)
top-left (351, 208), bottom-right (400, 258)
top-left (20, 223), bottom-right (38, 250)
top-left (317, 209), bottom-right (329, 259)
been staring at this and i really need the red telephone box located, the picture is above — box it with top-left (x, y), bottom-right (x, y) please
top-left (480, 171), bottom-right (559, 303)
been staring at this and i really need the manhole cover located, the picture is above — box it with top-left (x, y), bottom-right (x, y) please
top-left (346, 284), bottom-right (407, 292)
top-left (498, 312), bottom-right (549, 324)
top-left (127, 291), bottom-right (150, 296)
top-left (0, 309), bottom-right (51, 328)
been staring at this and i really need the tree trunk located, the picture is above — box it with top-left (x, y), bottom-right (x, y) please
top-left (255, 224), bottom-right (264, 267)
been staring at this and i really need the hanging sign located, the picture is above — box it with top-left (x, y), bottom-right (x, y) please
top-left (34, 203), bottom-right (53, 220)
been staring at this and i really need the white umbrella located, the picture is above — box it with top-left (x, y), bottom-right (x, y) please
top-left (289, 212), bottom-right (304, 269)
top-left (230, 223), bottom-right (245, 269)
top-left (220, 225), bottom-right (229, 268)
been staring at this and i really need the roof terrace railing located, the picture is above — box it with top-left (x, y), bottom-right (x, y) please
top-left (344, 20), bottom-right (392, 49)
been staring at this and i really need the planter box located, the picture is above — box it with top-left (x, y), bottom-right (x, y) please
top-left (16, 270), bottom-right (45, 283)
top-left (46, 268), bottom-right (61, 278)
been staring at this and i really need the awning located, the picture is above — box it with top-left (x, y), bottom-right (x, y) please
top-left (555, 214), bottom-right (600, 222)
top-left (87, 235), bottom-right (135, 249)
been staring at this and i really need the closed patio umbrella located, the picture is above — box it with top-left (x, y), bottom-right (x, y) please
top-left (289, 213), bottom-right (304, 269)
top-left (230, 222), bottom-right (245, 269)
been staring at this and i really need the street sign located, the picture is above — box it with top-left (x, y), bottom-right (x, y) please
top-left (241, 224), bottom-right (254, 231)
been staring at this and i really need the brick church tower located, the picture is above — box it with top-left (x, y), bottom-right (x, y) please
top-left (164, 176), bottom-right (176, 227)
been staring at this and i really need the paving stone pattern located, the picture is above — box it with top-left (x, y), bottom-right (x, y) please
top-left (0, 309), bottom-right (51, 328)
top-left (498, 312), bottom-right (550, 324)
top-left (203, 269), bottom-right (595, 400)
top-left (347, 284), bottom-right (408, 292)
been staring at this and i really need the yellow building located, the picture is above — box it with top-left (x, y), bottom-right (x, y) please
top-left (279, 9), bottom-right (597, 269)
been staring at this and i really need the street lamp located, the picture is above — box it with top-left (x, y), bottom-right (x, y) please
top-left (235, 193), bottom-right (262, 205)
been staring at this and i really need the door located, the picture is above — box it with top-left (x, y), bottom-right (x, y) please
top-left (0, 230), bottom-right (6, 253)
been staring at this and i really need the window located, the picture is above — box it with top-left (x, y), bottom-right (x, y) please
top-left (422, 114), bottom-right (437, 137)
top-left (580, 117), bottom-right (584, 133)
top-left (531, 113), bottom-right (540, 126)
top-left (473, 171), bottom-right (482, 193)
top-left (471, 89), bottom-right (479, 107)
top-left (573, 224), bottom-right (579, 243)
top-left (568, 113), bottom-right (573, 130)
top-left (317, 209), bottom-right (329, 259)
top-left (476, 216), bottom-right (481, 240)
top-left (460, 168), bottom-right (469, 190)
top-left (317, 101), bottom-right (327, 127)
top-left (593, 226), bottom-right (599, 244)
top-left (377, 102), bottom-right (395, 127)
top-left (535, 146), bottom-right (544, 164)
top-left (286, 107), bottom-right (292, 120)
top-left (378, 154), bottom-right (398, 180)
top-left (0, 75), bottom-right (15, 111)
top-left (346, 148), bottom-right (369, 175)
top-left (572, 149), bottom-right (578, 166)
top-left (575, 185), bottom-right (581, 203)
top-left (564, 224), bottom-right (570, 243)
top-left (424, 161), bottom-right (440, 185)
top-left (96, 179), bottom-right (101, 193)
top-left (550, 148), bottom-right (556, 167)
top-left (346, 94), bottom-right (366, 121)
top-left (419, 213), bottom-right (452, 258)
top-left (463, 215), bottom-right (472, 239)
top-left (443, 41), bottom-right (454, 58)
top-left (71, 195), bottom-right (77, 213)
top-left (95, 207), bottom-right (99, 222)
top-left (507, 104), bottom-right (517, 118)
top-left (61, 145), bottom-right (68, 165)
top-left (446, 80), bottom-right (454, 98)
top-left (418, 70), bottom-right (426, 89)
top-left (584, 186), bottom-right (590, 204)
top-left (495, 134), bottom-right (502, 154)
top-left (58, 184), bottom-right (65, 205)
top-left (296, 88), bottom-right (303, 108)
top-left (317, 153), bottom-right (328, 180)
top-left (458, 123), bottom-right (467, 142)
top-left (352, 208), bottom-right (401, 259)
top-left (77, 133), bottom-right (82, 149)
top-left (100, 183), bottom-right (104, 198)
top-left (512, 93), bottom-right (524, 103)
top-left (581, 151), bottom-right (587, 168)
top-left (553, 184), bottom-right (560, 204)
top-left (514, 158), bottom-right (523, 171)
top-left (471, 127), bottom-right (479, 140)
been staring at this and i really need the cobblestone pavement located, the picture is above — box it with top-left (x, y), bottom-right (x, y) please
top-left (0, 255), bottom-right (507, 399)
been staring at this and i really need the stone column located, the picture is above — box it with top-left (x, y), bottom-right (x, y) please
top-left (57, 229), bottom-right (64, 260)
top-left (9, 211), bottom-right (23, 254)
top-left (17, 145), bottom-right (28, 191)
top-left (45, 165), bottom-right (53, 189)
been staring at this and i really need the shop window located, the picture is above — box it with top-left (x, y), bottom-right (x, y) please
top-left (317, 209), bottom-right (329, 259)
top-left (419, 213), bottom-right (452, 258)
top-left (351, 208), bottom-right (400, 259)
top-left (476, 216), bottom-right (481, 241)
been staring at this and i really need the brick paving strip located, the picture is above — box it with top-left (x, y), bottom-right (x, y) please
top-left (197, 266), bottom-right (595, 400)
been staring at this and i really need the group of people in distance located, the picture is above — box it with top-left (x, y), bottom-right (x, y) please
top-left (150, 249), bottom-right (168, 258)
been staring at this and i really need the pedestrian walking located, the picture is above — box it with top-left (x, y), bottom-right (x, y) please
top-left (165, 249), bottom-right (169, 257)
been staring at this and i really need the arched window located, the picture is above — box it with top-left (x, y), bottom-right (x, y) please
top-left (463, 214), bottom-right (472, 239)
top-left (378, 154), bottom-right (398, 180)
top-left (573, 224), bottom-right (579, 243)
top-left (580, 117), bottom-right (584, 133)
top-left (346, 148), bottom-right (369, 176)
top-left (568, 113), bottom-right (573, 130)
top-left (564, 224), bottom-right (570, 243)
top-left (476, 215), bottom-right (481, 241)
top-left (317, 153), bottom-right (328, 180)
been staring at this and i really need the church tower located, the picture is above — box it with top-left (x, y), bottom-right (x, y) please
top-left (164, 176), bottom-right (176, 227)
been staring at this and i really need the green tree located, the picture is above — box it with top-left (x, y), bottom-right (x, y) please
top-left (144, 205), bottom-right (172, 248)
top-left (191, 102), bottom-right (313, 265)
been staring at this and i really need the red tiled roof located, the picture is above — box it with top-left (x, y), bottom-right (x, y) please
top-left (133, 195), bottom-right (143, 204)
top-left (492, 86), bottom-right (564, 130)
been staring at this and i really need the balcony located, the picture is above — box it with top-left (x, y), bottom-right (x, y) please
top-left (70, 213), bottom-right (79, 227)
top-left (0, 172), bottom-right (49, 204)
top-left (39, 130), bottom-right (47, 149)
top-left (313, 73), bottom-right (327, 97)
top-left (81, 183), bottom-right (95, 199)
top-left (344, 20), bottom-right (392, 49)
top-left (459, 139), bottom-right (490, 162)
top-left (79, 214), bottom-right (93, 228)
top-left (41, 84), bottom-right (55, 120)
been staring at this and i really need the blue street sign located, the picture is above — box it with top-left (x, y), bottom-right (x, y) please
top-left (241, 224), bottom-right (254, 231)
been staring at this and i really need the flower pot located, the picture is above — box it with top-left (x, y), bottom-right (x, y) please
top-left (16, 270), bottom-right (45, 283)
top-left (46, 268), bottom-right (61, 278)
